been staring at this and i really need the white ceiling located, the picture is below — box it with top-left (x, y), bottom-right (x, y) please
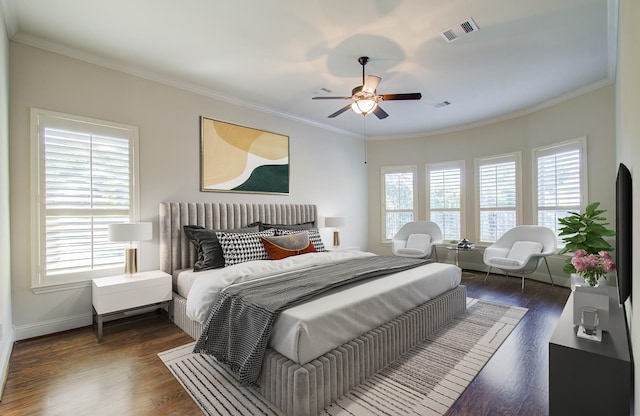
top-left (1, 0), bottom-right (616, 139)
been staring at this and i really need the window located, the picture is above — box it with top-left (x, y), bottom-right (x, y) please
top-left (426, 161), bottom-right (464, 241)
top-left (381, 166), bottom-right (416, 242)
top-left (476, 153), bottom-right (521, 244)
top-left (30, 109), bottom-right (139, 290)
top-left (534, 137), bottom-right (587, 247)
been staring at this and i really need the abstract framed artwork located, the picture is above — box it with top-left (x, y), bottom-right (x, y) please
top-left (200, 117), bottom-right (290, 194)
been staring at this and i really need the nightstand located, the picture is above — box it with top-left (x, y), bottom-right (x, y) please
top-left (92, 270), bottom-right (172, 342)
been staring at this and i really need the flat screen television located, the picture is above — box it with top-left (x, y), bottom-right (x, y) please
top-left (615, 163), bottom-right (632, 305)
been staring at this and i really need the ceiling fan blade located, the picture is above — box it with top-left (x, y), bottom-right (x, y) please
top-left (380, 92), bottom-right (422, 101)
top-left (328, 104), bottom-right (352, 118)
top-left (363, 75), bottom-right (381, 93)
top-left (312, 96), bottom-right (351, 100)
top-left (373, 105), bottom-right (389, 119)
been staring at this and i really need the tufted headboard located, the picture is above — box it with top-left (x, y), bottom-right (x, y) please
top-left (159, 202), bottom-right (318, 274)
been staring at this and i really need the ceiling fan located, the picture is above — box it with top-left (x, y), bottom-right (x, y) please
top-left (313, 56), bottom-right (422, 119)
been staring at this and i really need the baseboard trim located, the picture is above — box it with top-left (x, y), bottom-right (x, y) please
top-left (15, 312), bottom-right (92, 341)
top-left (0, 328), bottom-right (15, 401)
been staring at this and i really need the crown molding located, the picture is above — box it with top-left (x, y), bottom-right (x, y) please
top-left (370, 78), bottom-right (615, 141)
top-left (10, 32), bottom-right (360, 140)
top-left (7, 0), bottom-right (618, 144)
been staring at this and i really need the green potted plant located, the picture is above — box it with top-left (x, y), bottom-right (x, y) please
top-left (557, 202), bottom-right (616, 282)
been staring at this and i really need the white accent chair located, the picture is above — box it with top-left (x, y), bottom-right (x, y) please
top-left (483, 225), bottom-right (557, 289)
top-left (392, 221), bottom-right (443, 261)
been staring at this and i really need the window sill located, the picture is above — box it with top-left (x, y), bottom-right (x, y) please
top-left (32, 280), bottom-right (92, 295)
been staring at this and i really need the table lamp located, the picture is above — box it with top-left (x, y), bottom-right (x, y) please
top-left (324, 217), bottom-right (346, 247)
top-left (108, 222), bottom-right (152, 275)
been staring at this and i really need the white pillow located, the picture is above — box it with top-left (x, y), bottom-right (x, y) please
top-left (507, 241), bottom-right (543, 262)
top-left (406, 233), bottom-right (431, 250)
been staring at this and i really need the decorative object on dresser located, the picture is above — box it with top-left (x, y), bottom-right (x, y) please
top-left (200, 117), bottom-right (289, 194)
top-left (92, 270), bottom-right (171, 342)
top-left (108, 222), bottom-right (152, 275)
top-left (324, 216), bottom-right (346, 247)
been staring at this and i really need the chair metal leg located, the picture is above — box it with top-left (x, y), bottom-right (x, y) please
top-left (522, 272), bottom-right (526, 290)
top-left (544, 257), bottom-right (554, 286)
top-left (434, 247), bottom-right (439, 262)
top-left (484, 267), bottom-right (492, 283)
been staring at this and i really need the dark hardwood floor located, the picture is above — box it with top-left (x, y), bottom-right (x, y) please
top-left (447, 272), bottom-right (570, 416)
top-left (0, 313), bottom-right (202, 415)
top-left (0, 273), bottom-right (570, 416)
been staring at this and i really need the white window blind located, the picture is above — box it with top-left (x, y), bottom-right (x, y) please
top-left (31, 109), bottom-right (139, 288)
top-left (427, 161), bottom-right (464, 241)
top-left (381, 166), bottom-right (416, 242)
top-left (476, 153), bottom-right (520, 243)
top-left (534, 138), bottom-right (586, 248)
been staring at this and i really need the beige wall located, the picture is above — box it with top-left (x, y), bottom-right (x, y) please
top-left (616, 0), bottom-right (640, 411)
top-left (8, 42), bottom-right (368, 339)
top-left (0, 5), bottom-right (14, 397)
top-left (366, 84), bottom-right (617, 286)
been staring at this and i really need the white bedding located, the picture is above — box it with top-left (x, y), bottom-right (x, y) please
top-left (180, 251), bottom-right (461, 365)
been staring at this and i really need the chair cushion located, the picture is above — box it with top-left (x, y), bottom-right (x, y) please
top-left (488, 257), bottom-right (524, 268)
top-left (507, 241), bottom-right (543, 262)
top-left (406, 233), bottom-right (431, 250)
top-left (395, 248), bottom-right (428, 257)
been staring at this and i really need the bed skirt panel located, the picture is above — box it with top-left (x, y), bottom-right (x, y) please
top-left (171, 285), bottom-right (466, 416)
top-left (172, 292), bottom-right (203, 340)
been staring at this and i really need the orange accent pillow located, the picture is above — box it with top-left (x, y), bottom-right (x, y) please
top-left (260, 237), bottom-right (317, 260)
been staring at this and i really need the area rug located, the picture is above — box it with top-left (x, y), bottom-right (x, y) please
top-left (159, 298), bottom-right (527, 416)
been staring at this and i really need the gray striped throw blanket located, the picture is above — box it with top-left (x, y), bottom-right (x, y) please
top-left (193, 256), bottom-right (432, 385)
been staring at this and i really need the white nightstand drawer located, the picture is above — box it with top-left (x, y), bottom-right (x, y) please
top-left (92, 270), bottom-right (171, 315)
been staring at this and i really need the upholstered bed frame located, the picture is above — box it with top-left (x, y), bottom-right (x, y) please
top-left (159, 202), bottom-right (467, 416)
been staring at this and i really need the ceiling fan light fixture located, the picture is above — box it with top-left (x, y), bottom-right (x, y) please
top-left (352, 99), bottom-right (377, 115)
top-left (313, 55), bottom-right (421, 119)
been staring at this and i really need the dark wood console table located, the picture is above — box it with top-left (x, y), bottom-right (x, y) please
top-left (549, 287), bottom-right (631, 415)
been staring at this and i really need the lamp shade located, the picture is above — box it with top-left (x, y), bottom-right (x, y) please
top-left (108, 222), bottom-right (152, 242)
top-left (351, 100), bottom-right (377, 115)
top-left (324, 217), bottom-right (346, 228)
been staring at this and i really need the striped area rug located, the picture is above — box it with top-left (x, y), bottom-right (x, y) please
top-left (158, 298), bottom-right (527, 416)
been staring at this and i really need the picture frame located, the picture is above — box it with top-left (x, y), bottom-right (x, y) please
top-left (200, 117), bottom-right (290, 194)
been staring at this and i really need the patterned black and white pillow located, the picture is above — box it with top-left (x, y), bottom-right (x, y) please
top-left (276, 228), bottom-right (327, 252)
top-left (216, 229), bottom-right (276, 266)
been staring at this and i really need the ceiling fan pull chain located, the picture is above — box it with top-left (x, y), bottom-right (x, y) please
top-left (363, 116), bottom-right (367, 165)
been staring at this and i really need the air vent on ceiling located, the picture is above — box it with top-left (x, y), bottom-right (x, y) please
top-left (441, 18), bottom-right (479, 43)
top-left (433, 101), bottom-right (451, 108)
top-left (313, 87), bottom-right (332, 95)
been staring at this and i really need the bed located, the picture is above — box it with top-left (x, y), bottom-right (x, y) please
top-left (160, 202), bottom-right (466, 416)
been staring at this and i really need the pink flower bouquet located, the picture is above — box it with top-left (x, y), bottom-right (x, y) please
top-left (571, 250), bottom-right (616, 286)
